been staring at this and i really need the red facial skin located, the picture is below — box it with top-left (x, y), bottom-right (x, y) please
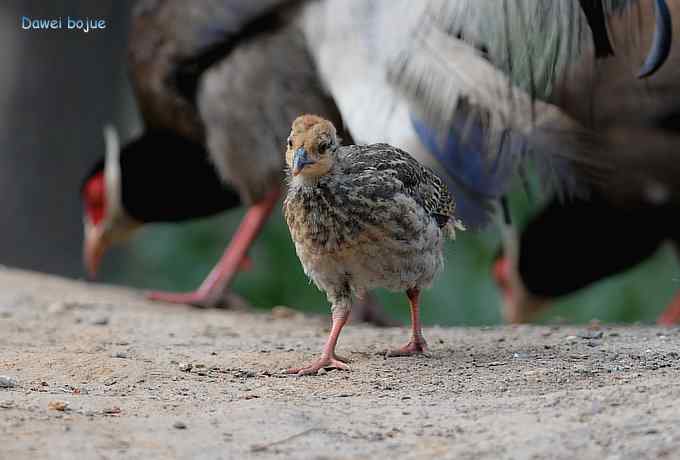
top-left (83, 172), bottom-right (106, 225)
top-left (82, 172), bottom-right (107, 278)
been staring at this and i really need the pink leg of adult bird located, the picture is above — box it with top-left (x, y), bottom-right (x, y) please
top-left (287, 311), bottom-right (351, 376)
top-left (147, 188), bottom-right (281, 308)
top-left (658, 290), bottom-right (680, 326)
top-left (492, 256), bottom-right (550, 324)
top-left (387, 288), bottom-right (428, 357)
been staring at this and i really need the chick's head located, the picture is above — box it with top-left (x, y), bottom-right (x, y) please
top-left (286, 114), bottom-right (338, 178)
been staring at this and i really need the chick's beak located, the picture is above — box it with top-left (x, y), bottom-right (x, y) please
top-left (292, 148), bottom-right (315, 176)
top-left (83, 223), bottom-right (109, 279)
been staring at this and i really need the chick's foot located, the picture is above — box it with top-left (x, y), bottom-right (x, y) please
top-left (386, 338), bottom-right (428, 357)
top-left (286, 354), bottom-right (350, 376)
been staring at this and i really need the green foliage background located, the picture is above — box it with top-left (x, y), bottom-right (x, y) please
top-left (103, 185), bottom-right (679, 325)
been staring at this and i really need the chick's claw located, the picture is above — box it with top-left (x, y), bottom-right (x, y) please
top-left (386, 339), bottom-right (429, 357)
top-left (286, 355), bottom-right (350, 376)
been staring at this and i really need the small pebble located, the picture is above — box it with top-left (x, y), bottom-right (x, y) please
top-left (588, 319), bottom-right (602, 330)
top-left (317, 368), bottom-right (327, 376)
top-left (271, 305), bottom-right (298, 319)
top-left (112, 351), bottom-right (128, 359)
top-left (0, 400), bottom-right (14, 409)
top-left (178, 363), bottom-right (193, 372)
top-left (91, 316), bottom-right (110, 326)
top-left (173, 421), bottom-right (187, 429)
top-left (103, 406), bottom-right (122, 415)
top-left (47, 301), bottom-right (88, 313)
top-left (48, 400), bottom-right (69, 412)
top-left (0, 376), bottom-right (17, 388)
top-left (47, 302), bottom-right (67, 314)
top-left (578, 331), bottom-right (604, 340)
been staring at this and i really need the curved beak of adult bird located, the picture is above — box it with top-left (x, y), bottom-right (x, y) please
top-left (81, 125), bottom-right (139, 279)
top-left (292, 148), bottom-right (315, 176)
top-left (83, 222), bottom-right (109, 279)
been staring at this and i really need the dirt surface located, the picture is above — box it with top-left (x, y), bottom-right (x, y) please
top-left (1, 268), bottom-right (680, 459)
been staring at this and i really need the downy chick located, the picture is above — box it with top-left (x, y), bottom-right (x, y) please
top-left (283, 115), bottom-right (464, 375)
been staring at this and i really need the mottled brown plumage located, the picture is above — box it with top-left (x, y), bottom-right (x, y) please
top-left (283, 114), bottom-right (463, 375)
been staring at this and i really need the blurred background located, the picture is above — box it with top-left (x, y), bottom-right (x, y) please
top-left (1, 0), bottom-right (677, 325)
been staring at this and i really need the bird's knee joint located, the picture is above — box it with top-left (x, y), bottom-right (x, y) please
top-left (330, 301), bottom-right (351, 320)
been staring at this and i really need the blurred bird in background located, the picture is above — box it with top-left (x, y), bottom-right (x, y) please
top-left (313, 0), bottom-right (671, 221)
top-left (492, 0), bottom-right (680, 326)
top-left (307, 0), bottom-right (678, 325)
top-left (81, 1), bottom-right (348, 308)
top-left (81, 0), bottom-right (676, 324)
top-left (494, 195), bottom-right (680, 325)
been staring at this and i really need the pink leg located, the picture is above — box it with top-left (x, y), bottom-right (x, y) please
top-left (386, 288), bottom-right (428, 357)
top-left (147, 188), bottom-right (280, 308)
top-left (492, 256), bottom-right (549, 324)
top-left (658, 290), bottom-right (680, 326)
top-left (287, 311), bottom-right (350, 376)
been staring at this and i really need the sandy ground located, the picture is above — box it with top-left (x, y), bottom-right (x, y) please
top-left (1, 268), bottom-right (680, 460)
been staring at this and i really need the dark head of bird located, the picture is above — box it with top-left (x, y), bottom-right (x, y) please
top-left (285, 114), bottom-right (339, 180)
